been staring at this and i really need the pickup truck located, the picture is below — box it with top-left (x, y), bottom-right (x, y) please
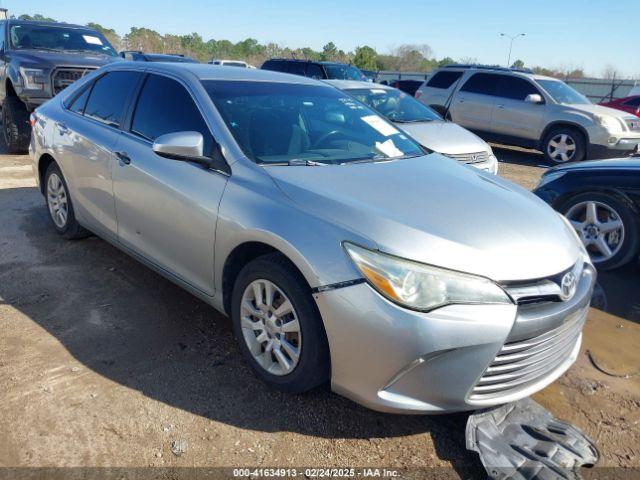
top-left (0, 19), bottom-right (118, 153)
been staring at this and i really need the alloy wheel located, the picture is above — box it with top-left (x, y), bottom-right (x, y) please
top-left (47, 173), bottom-right (69, 229)
top-left (547, 134), bottom-right (576, 163)
top-left (240, 279), bottom-right (302, 376)
top-left (566, 200), bottom-right (625, 263)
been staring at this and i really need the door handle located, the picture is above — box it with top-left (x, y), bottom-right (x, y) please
top-left (458, 99), bottom-right (465, 103)
top-left (115, 151), bottom-right (131, 165)
top-left (497, 104), bottom-right (505, 109)
top-left (58, 123), bottom-right (70, 135)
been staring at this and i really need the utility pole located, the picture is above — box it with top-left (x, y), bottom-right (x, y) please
top-left (500, 33), bottom-right (525, 68)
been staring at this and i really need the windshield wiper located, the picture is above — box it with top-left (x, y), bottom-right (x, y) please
top-left (392, 119), bottom-right (433, 124)
top-left (261, 159), bottom-right (330, 166)
top-left (287, 159), bottom-right (329, 166)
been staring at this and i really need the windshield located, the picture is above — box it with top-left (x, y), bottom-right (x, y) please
top-left (203, 80), bottom-right (423, 165)
top-left (9, 24), bottom-right (116, 56)
top-left (324, 64), bottom-right (367, 81)
top-left (537, 79), bottom-right (590, 105)
top-left (346, 88), bottom-right (442, 123)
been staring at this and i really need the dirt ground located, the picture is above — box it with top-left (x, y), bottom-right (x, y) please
top-left (1, 142), bottom-right (639, 478)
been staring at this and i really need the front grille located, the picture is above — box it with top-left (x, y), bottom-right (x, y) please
top-left (468, 305), bottom-right (586, 402)
top-left (626, 118), bottom-right (640, 131)
top-left (443, 151), bottom-right (491, 164)
top-left (52, 67), bottom-right (96, 95)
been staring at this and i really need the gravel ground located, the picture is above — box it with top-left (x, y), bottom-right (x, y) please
top-left (1, 142), bottom-right (639, 478)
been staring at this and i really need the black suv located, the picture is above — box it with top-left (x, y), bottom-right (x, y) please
top-left (261, 59), bottom-right (368, 81)
top-left (0, 19), bottom-right (118, 152)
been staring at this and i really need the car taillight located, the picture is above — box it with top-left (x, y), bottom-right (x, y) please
top-left (29, 113), bottom-right (38, 127)
top-left (415, 91), bottom-right (422, 99)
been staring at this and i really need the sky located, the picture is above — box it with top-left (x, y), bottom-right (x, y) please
top-left (3, 0), bottom-right (638, 78)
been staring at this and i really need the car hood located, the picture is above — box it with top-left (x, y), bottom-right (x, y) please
top-left (565, 102), bottom-right (631, 119)
top-left (549, 157), bottom-right (640, 172)
top-left (397, 121), bottom-right (490, 155)
top-left (266, 154), bottom-right (580, 282)
top-left (8, 49), bottom-right (119, 69)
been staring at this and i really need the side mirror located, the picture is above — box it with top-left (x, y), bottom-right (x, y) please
top-left (153, 131), bottom-right (230, 174)
top-left (153, 131), bottom-right (204, 159)
top-left (525, 93), bottom-right (544, 104)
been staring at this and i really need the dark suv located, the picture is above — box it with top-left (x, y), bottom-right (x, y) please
top-left (261, 59), bottom-right (368, 81)
top-left (0, 19), bottom-right (118, 152)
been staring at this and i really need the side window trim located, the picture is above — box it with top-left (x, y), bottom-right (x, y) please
top-left (63, 79), bottom-right (96, 114)
top-left (127, 71), bottom-right (217, 149)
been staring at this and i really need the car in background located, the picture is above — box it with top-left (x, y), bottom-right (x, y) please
top-left (328, 80), bottom-right (498, 174)
top-left (261, 58), bottom-right (368, 81)
top-left (119, 51), bottom-right (198, 63)
top-left (208, 59), bottom-right (254, 68)
top-left (389, 79), bottom-right (423, 97)
top-left (600, 96), bottom-right (640, 118)
top-left (0, 18), bottom-right (118, 153)
top-left (30, 63), bottom-right (593, 414)
top-left (415, 65), bottom-right (640, 164)
top-left (534, 158), bottom-right (640, 270)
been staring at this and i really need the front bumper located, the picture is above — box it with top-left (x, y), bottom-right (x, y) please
top-left (314, 263), bottom-right (595, 414)
top-left (587, 127), bottom-right (640, 159)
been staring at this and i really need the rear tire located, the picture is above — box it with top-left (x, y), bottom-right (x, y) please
top-left (2, 95), bottom-right (31, 154)
top-left (231, 253), bottom-right (330, 393)
top-left (542, 126), bottom-right (586, 164)
top-left (44, 163), bottom-right (90, 240)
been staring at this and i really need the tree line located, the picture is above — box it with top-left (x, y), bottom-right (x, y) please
top-left (17, 13), bottom-right (601, 78)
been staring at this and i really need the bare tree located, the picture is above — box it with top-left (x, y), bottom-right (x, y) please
top-left (602, 65), bottom-right (620, 80)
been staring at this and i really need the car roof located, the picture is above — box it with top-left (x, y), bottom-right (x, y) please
top-left (104, 61), bottom-right (326, 85)
top-left (325, 79), bottom-right (391, 90)
top-left (264, 58), bottom-right (354, 67)
top-left (8, 19), bottom-right (90, 30)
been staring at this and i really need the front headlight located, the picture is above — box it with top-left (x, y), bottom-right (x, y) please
top-left (595, 114), bottom-right (624, 133)
top-left (344, 243), bottom-right (512, 311)
top-left (19, 67), bottom-right (48, 90)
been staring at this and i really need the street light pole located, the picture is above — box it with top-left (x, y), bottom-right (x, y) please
top-left (500, 33), bottom-right (525, 68)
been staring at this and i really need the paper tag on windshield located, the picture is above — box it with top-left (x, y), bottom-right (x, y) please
top-left (374, 139), bottom-right (404, 158)
top-left (361, 115), bottom-right (399, 137)
top-left (83, 35), bottom-right (103, 45)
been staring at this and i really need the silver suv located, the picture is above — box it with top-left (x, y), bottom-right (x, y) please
top-left (416, 65), bottom-right (640, 164)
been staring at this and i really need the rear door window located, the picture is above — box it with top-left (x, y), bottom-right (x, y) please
top-left (67, 84), bottom-right (92, 114)
top-left (305, 63), bottom-right (325, 79)
top-left (130, 74), bottom-right (212, 154)
top-left (623, 97), bottom-right (640, 107)
top-left (83, 71), bottom-right (142, 127)
top-left (460, 73), bottom-right (500, 96)
top-left (426, 71), bottom-right (463, 89)
top-left (286, 62), bottom-right (307, 76)
top-left (496, 75), bottom-right (541, 101)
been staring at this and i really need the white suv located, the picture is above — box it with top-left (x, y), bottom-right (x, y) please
top-left (416, 66), bottom-right (640, 164)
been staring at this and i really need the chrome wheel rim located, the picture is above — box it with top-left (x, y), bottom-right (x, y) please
top-left (566, 201), bottom-right (625, 263)
top-left (46, 173), bottom-right (68, 228)
top-left (240, 279), bottom-right (301, 376)
top-left (547, 134), bottom-right (576, 163)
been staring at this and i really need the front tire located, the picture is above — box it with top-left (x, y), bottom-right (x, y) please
top-left (561, 192), bottom-right (639, 270)
top-left (231, 254), bottom-right (330, 393)
top-left (2, 95), bottom-right (31, 154)
top-left (44, 163), bottom-right (89, 239)
top-left (542, 127), bottom-right (586, 164)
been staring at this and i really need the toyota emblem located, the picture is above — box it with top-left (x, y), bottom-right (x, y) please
top-left (560, 271), bottom-right (577, 301)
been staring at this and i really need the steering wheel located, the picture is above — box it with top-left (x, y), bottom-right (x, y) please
top-left (313, 130), bottom-right (347, 149)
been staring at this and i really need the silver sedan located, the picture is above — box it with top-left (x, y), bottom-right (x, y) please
top-left (30, 63), bottom-right (595, 413)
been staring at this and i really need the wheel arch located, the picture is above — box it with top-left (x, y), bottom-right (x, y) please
top-left (539, 122), bottom-right (590, 151)
top-left (555, 186), bottom-right (640, 219)
top-left (221, 241), bottom-right (315, 316)
top-left (37, 153), bottom-right (58, 195)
